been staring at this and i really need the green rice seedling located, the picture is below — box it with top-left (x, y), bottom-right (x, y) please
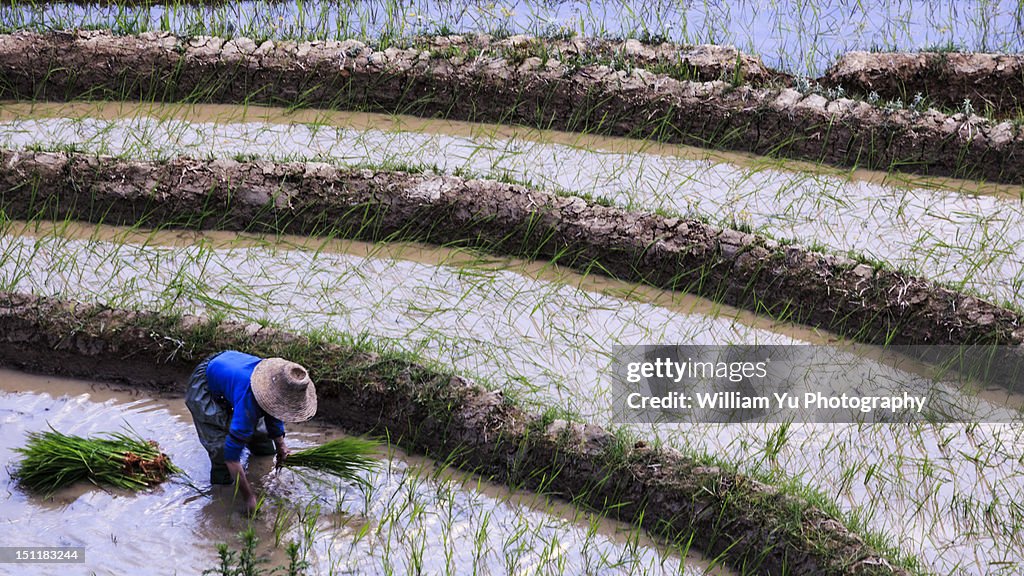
top-left (205, 543), bottom-right (239, 576)
top-left (296, 501), bottom-right (320, 556)
top-left (12, 427), bottom-right (182, 495)
top-left (271, 498), bottom-right (292, 548)
top-left (282, 540), bottom-right (309, 576)
top-left (280, 438), bottom-right (380, 486)
top-left (204, 526), bottom-right (305, 576)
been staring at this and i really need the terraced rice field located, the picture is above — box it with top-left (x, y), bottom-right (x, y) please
top-left (1, 2), bottom-right (1023, 576)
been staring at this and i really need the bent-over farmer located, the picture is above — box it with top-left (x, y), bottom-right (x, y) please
top-left (185, 350), bottom-right (317, 514)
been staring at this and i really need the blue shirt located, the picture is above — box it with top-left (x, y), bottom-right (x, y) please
top-left (206, 350), bottom-right (286, 461)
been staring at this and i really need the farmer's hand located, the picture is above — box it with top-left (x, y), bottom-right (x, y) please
top-left (225, 460), bottom-right (258, 515)
top-left (275, 438), bottom-right (290, 469)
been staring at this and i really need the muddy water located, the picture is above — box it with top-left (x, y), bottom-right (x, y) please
top-left (2, 103), bottom-right (1023, 310)
top-left (0, 369), bottom-right (722, 575)
top-left (0, 0), bottom-right (1021, 75)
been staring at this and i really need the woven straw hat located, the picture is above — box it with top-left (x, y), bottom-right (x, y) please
top-left (250, 358), bottom-right (317, 422)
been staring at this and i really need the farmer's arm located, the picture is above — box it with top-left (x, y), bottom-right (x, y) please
top-left (224, 461), bottom-right (257, 513)
top-left (225, 397), bottom-right (260, 513)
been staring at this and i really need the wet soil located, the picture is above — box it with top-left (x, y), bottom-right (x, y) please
top-left (2, 220), bottom-right (1022, 571)
top-left (5, 103), bottom-right (1024, 315)
top-left (413, 33), bottom-right (783, 84)
top-left (823, 52), bottom-right (1024, 119)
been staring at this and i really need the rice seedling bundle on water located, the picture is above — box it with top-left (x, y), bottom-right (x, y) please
top-left (12, 427), bottom-right (181, 495)
top-left (280, 438), bottom-right (379, 486)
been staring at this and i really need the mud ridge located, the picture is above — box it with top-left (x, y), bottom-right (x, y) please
top-left (0, 291), bottom-right (917, 575)
top-left (822, 52), bottom-right (1024, 118)
top-left (2, 149), bottom-right (1023, 348)
top-left (0, 30), bottom-right (1021, 184)
top-left (405, 33), bottom-right (782, 84)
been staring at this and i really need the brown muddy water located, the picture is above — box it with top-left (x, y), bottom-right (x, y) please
top-left (2, 221), bottom-right (1024, 574)
top-left (2, 102), bottom-right (1023, 309)
top-left (0, 369), bottom-right (723, 576)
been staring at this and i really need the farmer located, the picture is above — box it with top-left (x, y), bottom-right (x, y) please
top-left (185, 350), bottom-right (317, 514)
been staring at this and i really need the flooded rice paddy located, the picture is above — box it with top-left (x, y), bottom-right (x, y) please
top-left (2, 103), bottom-right (1023, 310)
top-left (2, 0), bottom-right (1023, 75)
top-left (0, 221), bottom-right (1022, 574)
top-left (0, 369), bottom-right (719, 575)
top-left (1, 0), bottom-right (1023, 560)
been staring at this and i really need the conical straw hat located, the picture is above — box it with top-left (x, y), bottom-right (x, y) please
top-left (250, 358), bottom-right (317, 423)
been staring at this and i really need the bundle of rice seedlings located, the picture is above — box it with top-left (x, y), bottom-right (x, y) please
top-left (280, 438), bottom-right (379, 486)
top-left (12, 427), bottom-right (181, 495)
